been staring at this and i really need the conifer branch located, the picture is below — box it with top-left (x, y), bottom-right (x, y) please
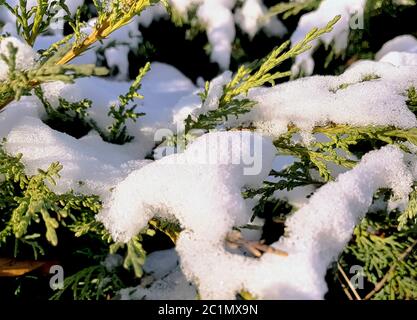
top-left (364, 239), bottom-right (417, 300)
top-left (337, 263), bottom-right (362, 300)
top-left (185, 15), bottom-right (341, 133)
top-left (56, 0), bottom-right (162, 65)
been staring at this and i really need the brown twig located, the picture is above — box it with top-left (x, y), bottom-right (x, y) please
top-left (364, 238), bottom-right (417, 300)
top-left (226, 230), bottom-right (288, 258)
top-left (337, 274), bottom-right (354, 300)
top-left (337, 263), bottom-right (362, 300)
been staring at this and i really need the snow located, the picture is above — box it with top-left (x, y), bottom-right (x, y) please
top-left (0, 38), bottom-right (198, 199)
top-left (41, 61), bottom-right (197, 150)
top-left (85, 54), bottom-right (417, 298)
top-left (375, 35), bottom-right (417, 60)
top-left (120, 249), bottom-right (197, 300)
top-left (235, 0), bottom-right (287, 39)
top-left (290, 0), bottom-right (366, 76)
top-left (264, 146), bottom-right (413, 298)
top-left (181, 59), bottom-right (417, 140)
top-left (103, 139), bottom-right (415, 299)
top-left (0, 96), bottom-right (45, 138)
top-left (4, 116), bottom-right (150, 197)
top-left (197, 1), bottom-right (236, 70)
top-left (375, 35), bottom-right (417, 67)
top-left (99, 131), bottom-right (276, 242)
top-left (225, 60), bottom-right (417, 138)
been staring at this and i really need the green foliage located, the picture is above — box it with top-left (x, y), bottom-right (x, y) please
top-left (1, 0), bottom-right (417, 301)
top-left (0, 141), bottom-right (102, 256)
top-left (148, 217), bottom-right (182, 243)
top-left (110, 236), bottom-right (147, 278)
top-left (366, 0), bottom-right (416, 16)
top-left (340, 206), bottom-right (417, 300)
top-left (35, 86), bottom-right (93, 138)
top-left (93, 0), bottom-right (164, 35)
top-left (329, 74), bottom-right (381, 93)
top-left (55, 0), bottom-right (165, 65)
top-left (184, 15), bottom-right (341, 133)
top-left (0, 0), bottom-right (165, 111)
top-left (105, 62), bottom-right (150, 144)
top-left (0, 142), bottom-right (156, 298)
top-left (0, 0), bottom-right (68, 46)
top-left (51, 263), bottom-right (125, 300)
top-left (34, 63), bottom-right (150, 144)
top-left (406, 86), bottom-right (417, 114)
top-left (398, 186), bottom-right (417, 230)
top-left (271, 124), bottom-right (417, 182)
top-left (267, 0), bottom-right (321, 20)
top-left (0, 41), bottom-right (108, 110)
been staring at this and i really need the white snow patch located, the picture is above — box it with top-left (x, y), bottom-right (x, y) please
top-left (235, 0), bottom-right (287, 39)
top-left (376, 35), bottom-right (417, 60)
top-left (4, 116), bottom-right (150, 198)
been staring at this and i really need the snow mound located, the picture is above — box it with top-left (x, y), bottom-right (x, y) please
top-left (231, 60), bottom-right (417, 137)
top-left (182, 60), bottom-right (417, 139)
top-left (102, 134), bottom-right (415, 299)
top-left (376, 35), bottom-right (417, 61)
top-left (376, 35), bottom-right (417, 67)
top-left (99, 130), bottom-right (276, 243)
top-left (41, 61), bottom-right (197, 155)
top-left (4, 116), bottom-right (150, 198)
